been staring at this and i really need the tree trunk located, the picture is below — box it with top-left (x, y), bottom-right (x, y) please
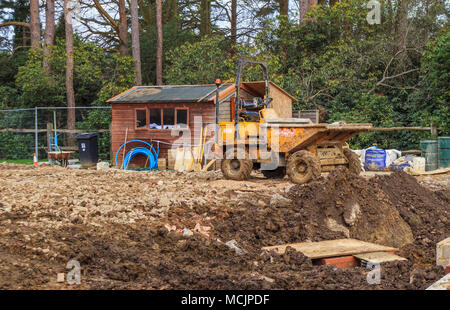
top-left (64, 0), bottom-right (76, 145)
top-left (396, 0), bottom-right (409, 51)
top-left (130, 0), bottom-right (142, 85)
top-left (139, 0), bottom-right (154, 29)
top-left (156, 0), bottom-right (163, 85)
top-left (278, 0), bottom-right (289, 16)
top-left (299, 0), bottom-right (317, 24)
top-left (164, 0), bottom-right (178, 25)
top-left (43, 0), bottom-right (55, 74)
top-left (29, 0), bottom-right (40, 48)
top-left (231, 0), bottom-right (237, 45)
top-left (200, 0), bottom-right (211, 36)
top-left (118, 0), bottom-right (128, 56)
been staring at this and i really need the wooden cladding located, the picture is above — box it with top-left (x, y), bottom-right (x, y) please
top-left (111, 102), bottom-right (216, 163)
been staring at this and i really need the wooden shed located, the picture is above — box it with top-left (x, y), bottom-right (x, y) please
top-left (107, 82), bottom-right (296, 168)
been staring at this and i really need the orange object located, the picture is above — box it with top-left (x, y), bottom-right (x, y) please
top-left (446, 263), bottom-right (450, 275)
top-left (33, 153), bottom-right (39, 167)
top-left (316, 256), bottom-right (359, 268)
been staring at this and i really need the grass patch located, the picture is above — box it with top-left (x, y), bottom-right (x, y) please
top-left (0, 159), bottom-right (34, 165)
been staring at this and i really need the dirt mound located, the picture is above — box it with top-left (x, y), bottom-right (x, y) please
top-left (213, 167), bottom-right (414, 250)
top-left (288, 168), bottom-right (414, 248)
top-left (371, 171), bottom-right (450, 265)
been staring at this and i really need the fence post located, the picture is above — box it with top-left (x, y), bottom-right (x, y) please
top-left (34, 106), bottom-right (38, 162)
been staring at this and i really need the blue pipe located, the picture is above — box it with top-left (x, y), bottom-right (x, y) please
top-left (115, 139), bottom-right (159, 170)
top-left (123, 147), bottom-right (158, 170)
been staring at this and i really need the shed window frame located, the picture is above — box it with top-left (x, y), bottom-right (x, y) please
top-left (145, 106), bottom-right (189, 131)
top-left (175, 108), bottom-right (189, 129)
top-left (135, 108), bottom-right (148, 130)
top-left (149, 108), bottom-right (163, 130)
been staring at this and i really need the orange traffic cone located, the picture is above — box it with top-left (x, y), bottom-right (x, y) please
top-left (33, 153), bottom-right (39, 167)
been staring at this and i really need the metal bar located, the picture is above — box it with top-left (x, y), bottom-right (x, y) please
top-left (34, 106), bottom-right (38, 162)
top-left (37, 106), bottom-right (111, 110)
top-left (0, 106), bottom-right (111, 113)
top-left (369, 127), bottom-right (435, 131)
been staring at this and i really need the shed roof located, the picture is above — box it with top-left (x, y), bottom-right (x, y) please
top-left (107, 84), bottom-right (231, 104)
top-left (107, 81), bottom-right (297, 104)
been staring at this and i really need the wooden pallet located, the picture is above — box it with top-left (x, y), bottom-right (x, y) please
top-left (262, 239), bottom-right (398, 259)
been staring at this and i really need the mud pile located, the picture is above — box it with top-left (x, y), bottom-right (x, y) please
top-left (214, 167), bottom-right (414, 250)
top-left (372, 171), bottom-right (450, 265)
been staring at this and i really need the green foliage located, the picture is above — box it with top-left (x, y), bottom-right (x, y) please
top-left (165, 35), bottom-right (283, 85)
top-left (15, 38), bottom-right (135, 108)
top-left (409, 30), bottom-right (450, 135)
top-left (166, 36), bottom-right (236, 84)
top-left (0, 132), bottom-right (33, 159)
top-left (141, 21), bottom-right (197, 85)
top-left (0, 86), bottom-right (19, 109)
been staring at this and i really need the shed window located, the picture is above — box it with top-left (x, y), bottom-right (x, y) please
top-left (176, 109), bottom-right (188, 128)
top-left (150, 108), bottom-right (162, 129)
top-left (163, 108), bottom-right (175, 129)
top-left (136, 109), bottom-right (147, 129)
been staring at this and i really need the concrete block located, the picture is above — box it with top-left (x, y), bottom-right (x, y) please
top-left (436, 237), bottom-right (450, 267)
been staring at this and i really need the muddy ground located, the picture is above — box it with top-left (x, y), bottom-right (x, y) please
top-left (0, 162), bottom-right (448, 289)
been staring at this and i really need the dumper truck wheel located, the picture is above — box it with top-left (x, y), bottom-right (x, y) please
top-left (221, 150), bottom-right (253, 181)
top-left (286, 150), bottom-right (321, 184)
top-left (343, 148), bottom-right (362, 175)
top-left (261, 167), bottom-right (286, 179)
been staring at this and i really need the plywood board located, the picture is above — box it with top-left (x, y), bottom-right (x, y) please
top-left (183, 147), bottom-right (194, 171)
top-left (262, 239), bottom-right (398, 259)
top-left (354, 252), bottom-right (406, 264)
top-left (426, 274), bottom-right (450, 290)
top-left (174, 147), bottom-right (184, 171)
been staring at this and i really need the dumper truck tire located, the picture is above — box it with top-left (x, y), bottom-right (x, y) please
top-left (343, 148), bottom-right (361, 175)
top-left (286, 150), bottom-right (321, 184)
top-left (261, 167), bottom-right (286, 179)
top-left (221, 149), bottom-right (253, 181)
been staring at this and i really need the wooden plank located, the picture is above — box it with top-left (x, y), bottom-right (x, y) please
top-left (202, 159), bottom-right (216, 171)
top-left (174, 147), bottom-right (184, 171)
top-left (261, 239), bottom-right (398, 259)
top-left (354, 252), bottom-right (407, 264)
top-left (407, 167), bottom-right (450, 176)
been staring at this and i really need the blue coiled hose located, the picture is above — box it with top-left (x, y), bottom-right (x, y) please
top-left (115, 140), bottom-right (159, 170)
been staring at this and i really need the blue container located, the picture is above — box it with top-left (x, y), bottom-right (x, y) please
top-left (364, 147), bottom-right (387, 171)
